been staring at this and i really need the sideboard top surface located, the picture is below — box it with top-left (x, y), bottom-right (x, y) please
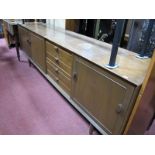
top-left (19, 22), bottom-right (151, 86)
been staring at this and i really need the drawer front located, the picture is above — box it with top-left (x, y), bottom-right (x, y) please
top-left (47, 70), bottom-right (71, 95)
top-left (58, 60), bottom-right (72, 76)
top-left (46, 58), bottom-right (71, 94)
top-left (46, 42), bottom-right (73, 76)
top-left (46, 52), bottom-right (59, 66)
top-left (59, 48), bottom-right (73, 67)
top-left (58, 69), bottom-right (71, 91)
top-left (46, 41), bottom-right (59, 58)
top-left (47, 69), bottom-right (59, 82)
top-left (47, 58), bottom-right (70, 79)
top-left (58, 79), bottom-right (71, 95)
top-left (47, 58), bottom-right (59, 77)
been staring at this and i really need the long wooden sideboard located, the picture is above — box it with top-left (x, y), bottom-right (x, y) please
top-left (18, 23), bottom-right (150, 134)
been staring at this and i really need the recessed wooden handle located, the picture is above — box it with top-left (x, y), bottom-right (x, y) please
top-left (27, 40), bottom-right (31, 45)
top-left (54, 46), bottom-right (58, 52)
top-left (56, 78), bottom-right (59, 82)
top-left (55, 57), bottom-right (59, 63)
top-left (73, 72), bottom-right (78, 81)
top-left (55, 68), bottom-right (59, 73)
top-left (116, 104), bottom-right (123, 114)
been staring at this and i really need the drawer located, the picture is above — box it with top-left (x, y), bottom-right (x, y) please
top-left (46, 53), bottom-right (72, 76)
top-left (47, 58), bottom-right (71, 94)
top-left (46, 52), bottom-right (59, 65)
top-left (47, 68), bottom-right (58, 82)
top-left (46, 58), bottom-right (59, 77)
top-left (58, 79), bottom-right (71, 95)
top-left (59, 48), bottom-right (73, 67)
top-left (46, 41), bottom-right (73, 75)
top-left (58, 61), bottom-right (72, 77)
top-left (46, 41), bottom-right (59, 58)
top-left (47, 58), bottom-right (71, 86)
top-left (47, 68), bottom-right (71, 95)
top-left (58, 68), bottom-right (71, 90)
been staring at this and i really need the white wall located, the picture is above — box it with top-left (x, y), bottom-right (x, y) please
top-left (46, 19), bottom-right (66, 29)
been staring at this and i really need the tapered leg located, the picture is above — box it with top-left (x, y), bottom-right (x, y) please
top-left (89, 124), bottom-right (94, 135)
top-left (15, 42), bottom-right (20, 61)
top-left (15, 34), bottom-right (20, 61)
top-left (28, 59), bottom-right (32, 67)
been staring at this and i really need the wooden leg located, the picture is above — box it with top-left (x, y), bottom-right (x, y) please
top-left (147, 113), bottom-right (155, 131)
top-left (15, 42), bottom-right (20, 61)
top-left (15, 35), bottom-right (20, 61)
top-left (89, 124), bottom-right (94, 135)
top-left (28, 59), bottom-right (32, 67)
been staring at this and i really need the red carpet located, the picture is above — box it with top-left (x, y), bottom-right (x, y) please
top-left (0, 38), bottom-right (99, 135)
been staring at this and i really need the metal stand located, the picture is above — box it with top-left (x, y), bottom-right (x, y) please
top-left (136, 55), bottom-right (149, 59)
top-left (105, 64), bottom-right (119, 69)
top-left (105, 19), bottom-right (126, 69)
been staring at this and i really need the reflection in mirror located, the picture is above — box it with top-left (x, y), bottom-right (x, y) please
top-left (66, 19), bottom-right (155, 58)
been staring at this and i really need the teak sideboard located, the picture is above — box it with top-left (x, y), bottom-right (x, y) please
top-left (18, 22), bottom-right (150, 134)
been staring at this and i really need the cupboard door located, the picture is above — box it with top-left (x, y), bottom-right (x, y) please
top-left (31, 33), bottom-right (46, 72)
top-left (72, 57), bottom-right (135, 134)
top-left (18, 26), bottom-right (31, 56)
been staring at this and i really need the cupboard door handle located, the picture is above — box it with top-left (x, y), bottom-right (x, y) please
top-left (116, 104), bottom-right (123, 114)
top-left (73, 72), bottom-right (78, 81)
top-left (27, 40), bottom-right (31, 45)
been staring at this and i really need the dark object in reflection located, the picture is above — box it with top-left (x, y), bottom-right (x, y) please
top-left (127, 19), bottom-right (155, 57)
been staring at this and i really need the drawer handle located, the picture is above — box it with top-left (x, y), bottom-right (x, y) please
top-left (56, 78), bottom-right (59, 82)
top-left (54, 46), bottom-right (58, 52)
top-left (55, 57), bottom-right (59, 63)
top-left (73, 72), bottom-right (78, 81)
top-left (116, 104), bottom-right (123, 114)
top-left (55, 68), bottom-right (59, 73)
